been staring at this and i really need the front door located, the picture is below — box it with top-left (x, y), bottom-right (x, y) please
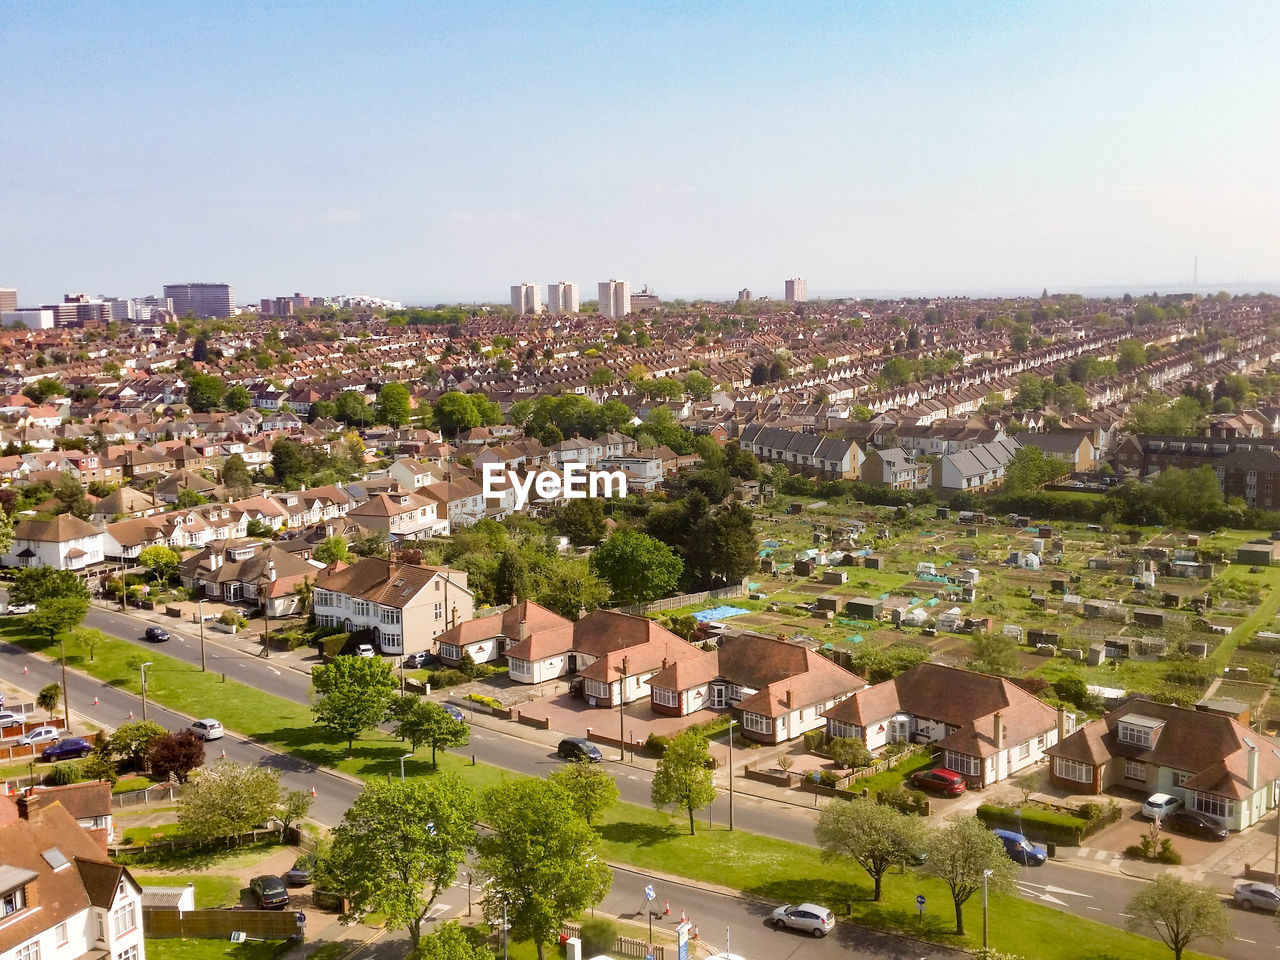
top-left (710, 684), bottom-right (727, 708)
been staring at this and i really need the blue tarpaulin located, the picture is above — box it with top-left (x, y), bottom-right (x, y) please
top-left (692, 605), bottom-right (752, 623)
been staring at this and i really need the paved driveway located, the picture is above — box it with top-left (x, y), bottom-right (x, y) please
top-left (516, 691), bottom-right (723, 746)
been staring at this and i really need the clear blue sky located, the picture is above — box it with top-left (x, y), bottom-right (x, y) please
top-left (4, 1), bottom-right (1277, 305)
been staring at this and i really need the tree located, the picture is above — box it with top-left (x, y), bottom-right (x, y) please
top-left (138, 544), bottom-right (182, 586)
top-left (271, 438), bottom-right (310, 487)
top-left (312, 655), bottom-right (398, 754)
top-left (650, 729), bottom-right (716, 835)
top-left (277, 789), bottom-right (313, 833)
top-left (494, 547), bottom-right (529, 604)
top-left (827, 736), bottom-right (872, 770)
top-left (186, 373), bottom-right (227, 412)
top-left (225, 384), bottom-right (253, 412)
top-left (377, 382), bottom-right (412, 428)
top-left (176, 488), bottom-right (207, 508)
top-left (416, 922), bottom-right (494, 960)
top-left (108, 720), bottom-right (167, 770)
top-left (314, 535), bottom-right (349, 565)
top-left (547, 762), bottom-right (620, 826)
top-left (815, 798), bottom-right (925, 901)
top-left (53, 471), bottom-right (92, 520)
top-left (1124, 874), bottom-right (1230, 960)
top-left (390, 698), bottom-right (469, 767)
top-left (147, 730), bottom-right (206, 783)
top-left (589, 530), bottom-right (682, 605)
top-left (336, 390), bottom-right (369, 425)
top-left (533, 557), bottom-right (611, 620)
top-left (221, 453), bottom-right (252, 497)
top-left (0, 506), bottom-right (13, 560)
top-left (177, 761), bottom-right (283, 843)
top-left (1116, 338), bottom-right (1148, 373)
top-left (37, 682), bottom-right (61, 720)
top-left (319, 777), bottom-right (477, 947)
top-left (922, 816), bottom-right (1020, 934)
top-left (968, 632), bottom-right (1020, 677)
top-left (557, 497), bottom-right (606, 546)
top-left (28, 595), bottom-right (89, 645)
top-left (477, 779), bottom-right (611, 960)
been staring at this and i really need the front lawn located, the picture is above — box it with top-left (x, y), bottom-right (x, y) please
top-left (848, 748), bottom-right (934, 795)
top-left (144, 939), bottom-right (284, 960)
top-left (131, 873), bottom-right (243, 908)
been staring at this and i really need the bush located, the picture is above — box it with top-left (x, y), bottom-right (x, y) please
top-left (876, 787), bottom-right (929, 816)
top-left (1156, 838), bottom-right (1181, 864)
top-left (645, 732), bottom-right (671, 756)
top-left (43, 761), bottom-right (82, 786)
top-left (976, 803), bottom-right (1086, 845)
top-left (828, 736), bottom-right (872, 770)
top-left (579, 917), bottom-right (618, 957)
top-left (803, 729), bottom-right (826, 753)
top-left (463, 693), bottom-right (502, 710)
top-left (817, 770), bottom-right (842, 788)
top-left (218, 610), bottom-right (248, 630)
top-left (424, 668), bottom-right (468, 689)
top-left (1051, 675), bottom-right (1090, 709)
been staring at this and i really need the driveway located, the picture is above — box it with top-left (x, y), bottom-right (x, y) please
top-left (1084, 810), bottom-right (1228, 866)
top-left (516, 691), bottom-right (723, 748)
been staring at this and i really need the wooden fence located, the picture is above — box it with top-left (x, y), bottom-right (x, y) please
top-left (143, 907), bottom-right (305, 940)
top-left (609, 582), bottom-right (747, 617)
top-left (111, 825), bottom-right (300, 859)
top-left (559, 921), bottom-right (665, 960)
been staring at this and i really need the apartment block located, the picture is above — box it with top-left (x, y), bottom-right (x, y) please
top-left (598, 279), bottom-right (631, 319)
top-left (163, 282), bottom-right (235, 319)
top-left (510, 283), bottom-right (542, 315)
top-left (784, 278), bottom-right (807, 302)
top-left (547, 282), bottom-right (580, 314)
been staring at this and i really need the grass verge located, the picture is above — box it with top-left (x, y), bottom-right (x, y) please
top-left (130, 873), bottom-right (244, 908)
top-left (144, 939), bottom-right (284, 960)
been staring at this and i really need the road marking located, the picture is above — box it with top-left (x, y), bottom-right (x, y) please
top-left (1093, 849), bottom-right (1108, 860)
top-left (267, 666), bottom-right (281, 676)
top-left (1086, 906), bottom-right (1101, 911)
top-left (1020, 880), bottom-right (1093, 899)
top-left (1237, 938), bottom-right (1256, 943)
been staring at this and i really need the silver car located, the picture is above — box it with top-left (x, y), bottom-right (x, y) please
top-left (1234, 881), bottom-right (1280, 911)
top-left (769, 903), bottom-right (836, 937)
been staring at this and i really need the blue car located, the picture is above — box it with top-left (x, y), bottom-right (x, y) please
top-left (42, 737), bottom-right (93, 761)
top-left (993, 829), bottom-right (1047, 866)
top-left (442, 703), bottom-right (465, 722)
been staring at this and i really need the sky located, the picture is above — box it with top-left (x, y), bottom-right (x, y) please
top-left (4, 1), bottom-right (1278, 305)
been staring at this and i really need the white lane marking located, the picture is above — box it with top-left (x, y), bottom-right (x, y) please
top-left (1019, 880), bottom-right (1093, 899)
top-left (1086, 906), bottom-right (1101, 911)
top-left (1237, 938), bottom-right (1256, 943)
top-left (267, 666), bottom-right (281, 676)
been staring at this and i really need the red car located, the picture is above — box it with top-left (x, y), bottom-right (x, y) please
top-left (910, 768), bottom-right (967, 796)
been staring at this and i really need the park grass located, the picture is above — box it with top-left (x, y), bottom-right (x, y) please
top-left (144, 939), bottom-right (283, 960)
top-left (130, 872), bottom-right (243, 908)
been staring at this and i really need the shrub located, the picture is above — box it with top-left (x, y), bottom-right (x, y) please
top-left (876, 787), bottom-right (929, 816)
top-left (817, 770), bottom-right (842, 788)
top-left (424, 668), bottom-right (468, 689)
top-left (218, 610), bottom-right (248, 630)
top-left (828, 736), bottom-right (872, 770)
top-left (976, 803), bottom-right (1085, 845)
top-left (1051, 675), bottom-right (1089, 709)
top-left (458, 651), bottom-right (479, 679)
top-left (803, 729), bottom-right (826, 753)
top-left (43, 761), bottom-right (82, 786)
top-left (645, 732), bottom-right (671, 756)
top-left (579, 917), bottom-right (618, 957)
top-left (1156, 838), bottom-right (1181, 864)
top-left (463, 693), bottom-right (501, 709)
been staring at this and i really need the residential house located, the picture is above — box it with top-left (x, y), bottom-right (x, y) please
top-left (2, 515), bottom-right (104, 571)
top-left (737, 424), bottom-right (861, 479)
top-left (436, 601), bottom-right (572, 670)
top-left (1018, 431), bottom-right (1097, 472)
top-left (178, 541), bottom-right (323, 616)
top-left (347, 491), bottom-right (449, 539)
top-left (933, 436), bottom-right (1022, 495)
top-left (861, 446), bottom-right (931, 490)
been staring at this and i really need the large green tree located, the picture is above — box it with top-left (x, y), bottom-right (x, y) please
top-left (312, 655), bottom-right (398, 754)
top-left (815, 798), bottom-right (924, 901)
top-left (389, 697), bottom-right (470, 767)
top-left (177, 761), bottom-right (282, 842)
top-left (477, 779), bottom-right (611, 960)
top-left (221, 453), bottom-right (253, 497)
top-left (28, 595), bottom-right (90, 644)
top-left (433, 392), bottom-right (483, 434)
top-left (319, 777), bottom-right (478, 947)
top-left (224, 384), bottom-right (253, 412)
top-left (314, 535), bottom-right (349, 565)
top-left (108, 719), bottom-right (167, 770)
top-left (416, 923), bottom-right (494, 960)
top-left (589, 530), bottom-right (682, 605)
top-left (138, 544), bottom-right (182, 586)
top-left (186, 373), bottom-right (227, 412)
top-left (922, 815), bottom-right (1020, 935)
top-left (378, 382), bottom-right (412, 428)
top-left (650, 729), bottom-right (717, 835)
top-left (547, 763), bottom-right (620, 826)
top-left (1124, 874), bottom-right (1230, 960)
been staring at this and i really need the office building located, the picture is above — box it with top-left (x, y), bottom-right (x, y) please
top-left (598, 279), bottom-right (631, 319)
top-left (3, 309), bottom-right (55, 329)
top-left (163, 282), bottom-right (235, 319)
top-left (546, 282), bottom-right (580, 314)
top-left (40, 295), bottom-right (109, 327)
top-left (131, 295), bottom-right (173, 322)
top-left (510, 283), bottom-right (543, 315)
top-left (0, 288), bottom-right (16, 312)
top-left (101, 297), bottom-right (134, 321)
top-left (785, 278), bottom-right (808, 302)
top-left (737, 288), bottom-right (752, 302)
top-left (630, 285), bottom-right (660, 311)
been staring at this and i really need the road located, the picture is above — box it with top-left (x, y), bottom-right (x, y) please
top-left (7, 604), bottom-right (1272, 959)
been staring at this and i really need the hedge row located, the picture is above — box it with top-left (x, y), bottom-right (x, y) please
top-left (976, 803), bottom-right (1089, 846)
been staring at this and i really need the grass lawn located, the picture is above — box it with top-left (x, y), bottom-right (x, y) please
top-left (849, 749), bottom-right (934, 795)
top-left (114, 774), bottom-right (163, 794)
top-left (114, 839), bottom-right (290, 871)
top-left (122, 821), bottom-right (183, 844)
top-left (131, 873), bottom-right (244, 908)
top-left (144, 939), bottom-right (284, 960)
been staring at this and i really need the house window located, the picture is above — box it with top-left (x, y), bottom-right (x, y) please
top-left (112, 901), bottom-right (137, 937)
top-left (434, 602), bottom-right (443, 619)
top-left (1124, 760), bottom-right (1146, 781)
top-left (1017, 742), bottom-right (1031, 760)
top-left (651, 687), bottom-right (679, 708)
top-left (1117, 723), bottom-right (1153, 748)
top-left (1054, 757), bottom-right (1092, 783)
top-left (1192, 793), bottom-right (1234, 820)
top-left (379, 607), bottom-right (401, 625)
top-left (583, 678), bottom-right (611, 700)
top-left (116, 948), bottom-right (138, 960)
top-left (439, 643), bottom-right (460, 661)
top-left (97, 915), bottom-right (106, 941)
top-left (945, 751), bottom-right (981, 777)
top-left (14, 943), bottom-right (39, 960)
top-left (352, 600), bottom-right (370, 618)
top-left (828, 719), bottom-right (861, 741)
top-left (1174, 771), bottom-right (1191, 787)
top-left (1, 886), bottom-right (25, 915)
top-left (742, 713), bottom-right (772, 734)
top-left (55, 923), bottom-right (68, 946)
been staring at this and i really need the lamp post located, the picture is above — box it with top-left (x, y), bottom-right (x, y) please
top-left (58, 638), bottom-right (70, 732)
top-left (140, 662), bottom-right (154, 722)
top-left (501, 899), bottom-right (509, 960)
top-left (727, 717), bottom-right (736, 831)
top-left (399, 752), bottom-right (412, 781)
top-left (198, 599), bottom-right (207, 671)
top-left (617, 655), bottom-right (629, 762)
top-left (981, 868), bottom-right (993, 950)
top-left (465, 872), bottom-right (472, 918)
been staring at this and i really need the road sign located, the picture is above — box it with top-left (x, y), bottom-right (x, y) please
top-left (676, 920), bottom-right (690, 960)
top-left (644, 885), bottom-right (656, 901)
top-left (646, 955), bottom-right (654, 960)
top-left (915, 895), bottom-right (926, 908)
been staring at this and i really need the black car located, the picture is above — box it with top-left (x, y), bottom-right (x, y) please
top-left (557, 738), bottom-right (602, 762)
top-left (1165, 810), bottom-right (1229, 841)
top-left (143, 626), bottom-right (170, 642)
top-left (250, 875), bottom-right (290, 909)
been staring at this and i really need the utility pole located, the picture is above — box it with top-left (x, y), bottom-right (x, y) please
top-left (727, 717), bottom-right (736, 831)
top-left (140, 662), bottom-right (154, 722)
top-left (198, 599), bottom-right (206, 671)
top-left (59, 639), bottom-right (70, 732)
top-left (617, 655), bottom-right (629, 761)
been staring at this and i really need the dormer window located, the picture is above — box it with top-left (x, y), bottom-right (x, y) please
top-left (1117, 714), bottom-right (1164, 749)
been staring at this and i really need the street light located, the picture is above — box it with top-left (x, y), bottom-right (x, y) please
top-left (198, 598), bottom-right (207, 671)
top-left (140, 662), bottom-right (154, 722)
top-left (616, 655), bottom-right (629, 762)
top-left (399, 752), bottom-right (412, 781)
top-left (727, 717), bottom-right (737, 831)
top-left (982, 868), bottom-right (994, 949)
top-left (58, 638), bottom-right (70, 732)
top-left (501, 899), bottom-right (509, 960)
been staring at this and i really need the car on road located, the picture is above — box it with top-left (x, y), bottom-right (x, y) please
top-left (0, 711), bottom-right (24, 729)
top-left (143, 626), bottom-right (170, 643)
top-left (1164, 809), bottom-right (1228, 841)
top-left (42, 737), bottom-right (93, 761)
top-left (442, 703), bottom-right (466, 722)
top-left (191, 719), bottom-right (224, 741)
top-left (993, 829), bottom-right (1047, 866)
top-left (769, 903), bottom-right (836, 937)
top-left (1141, 792), bottom-right (1181, 820)
top-left (1234, 881), bottom-right (1280, 911)
top-left (909, 768), bottom-right (967, 796)
top-left (283, 855), bottom-right (315, 886)
top-left (355, 644), bottom-right (375, 657)
top-left (249, 875), bottom-right (290, 909)
top-left (557, 738), bottom-right (602, 762)
top-left (16, 726), bottom-right (60, 747)
top-left (6, 602), bottom-right (35, 615)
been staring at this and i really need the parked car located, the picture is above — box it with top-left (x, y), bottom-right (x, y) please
top-left (0, 711), bottom-right (23, 729)
top-left (17, 726), bottom-right (60, 747)
top-left (910, 768), bottom-right (967, 796)
top-left (283, 856), bottom-right (315, 886)
top-left (191, 719), bottom-right (224, 741)
top-left (769, 903), bottom-right (836, 937)
top-left (1165, 810), bottom-right (1228, 841)
top-left (143, 626), bottom-right (170, 643)
top-left (355, 644), bottom-right (376, 658)
top-left (42, 737), bottom-right (93, 761)
top-left (1141, 793), bottom-right (1181, 820)
top-left (557, 738), bottom-right (602, 762)
top-left (1234, 881), bottom-right (1280, 911)
top-left (6, 602), bottom-right (35, 615)
top-left (403, 651), bottom-right (432, 669)
top-left (442, 703), bottom-right (466, 722)
top-left (249, 875), bottom-right (290, 909)
top-left (993, 829), bottom-right (1047, 866)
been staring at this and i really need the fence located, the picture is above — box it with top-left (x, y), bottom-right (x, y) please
top-left (0, 716), bottom-right (67, 762)
top-left (609, 582), bottom-right (746, 617)
top-left (111, 825), bottom-right (299, 859)
top-left (559, 921), bottom-right (665, 960)
top-left (143, 907), bottom-right (305, 940)
top-left (113, 783), bottom-right (186, 808)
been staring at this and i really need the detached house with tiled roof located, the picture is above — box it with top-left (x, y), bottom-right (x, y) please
top-left (436, 600), bottom-right (572, 674)
top-left (0, 792), bottom-right (145, 960)
top-left (178, 541), bottom-right (322, 616)
top-left (1046, 700), bottom-right (1280, 832)
top-left (2, 515), bottom-right (104, 571)
top-left (822, 662), bottom-right (1067, 787)
top-left (313, 556), bottom-right (473, 657)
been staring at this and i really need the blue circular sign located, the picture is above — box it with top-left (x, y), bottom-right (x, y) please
top-left (916, 894), bottom-right (926, 906)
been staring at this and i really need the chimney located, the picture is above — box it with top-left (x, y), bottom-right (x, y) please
top-left (1247, 741), bottom-right (1259, 790)
top-left (268, 559), bottom-right (276, 582)
top-left (17, 787), bottom-right (44, 820)
top-left (1057, 704), bottom-right (1067, 743)
top-left (993, 712), bottom-right (1004, 749)
top-left (210, 551), bottom-right (222, 571)
top-left (662, 658), bottom-right (668, 670)
top-left (786, 689), bottom-right (794, 709)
